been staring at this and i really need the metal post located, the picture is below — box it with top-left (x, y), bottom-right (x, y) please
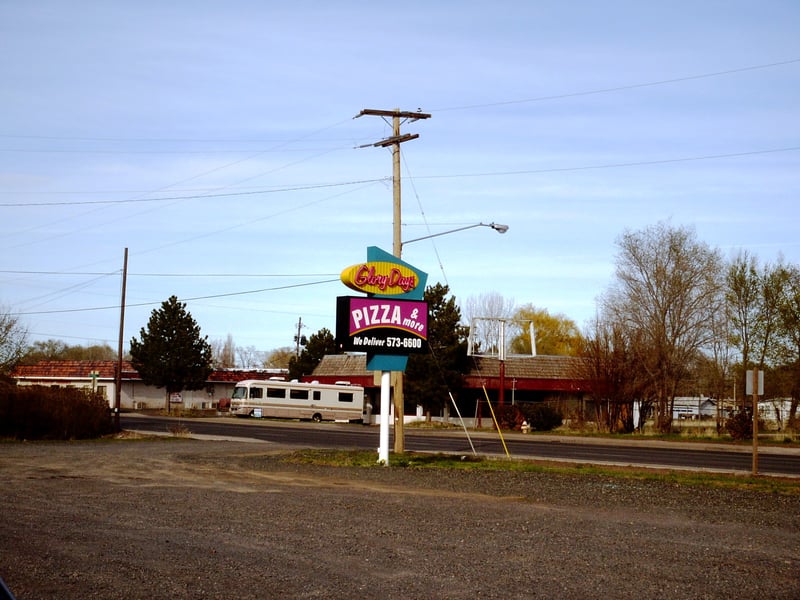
top-left (498, 319), bottom-right (506, 406)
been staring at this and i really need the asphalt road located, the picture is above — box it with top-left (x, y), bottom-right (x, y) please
top-left (121, 413), bottom-right (800, 477)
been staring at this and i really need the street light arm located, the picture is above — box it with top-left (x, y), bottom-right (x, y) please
top-left (401, 222), bottom-right (509, 250)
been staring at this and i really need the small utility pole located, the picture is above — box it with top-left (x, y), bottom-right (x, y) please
top-left (752, 367), bottom-right (759, 475)
top-left (746, 367), bottom-right (763, 475)
top-left (294, 317), bottom-right (304, 357)
top-left (355, 108), bottom-right (431, 455)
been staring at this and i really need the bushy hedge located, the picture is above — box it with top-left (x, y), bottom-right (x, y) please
top-left (0, 384), bottom-right (114, 440)
top-left (725, 408), bottom-right (765, 441)
top-left (494, 404), bottom-right (526, 430)
top-left (522, 403), bottom-right (563, 431)
top-left (493, 402), bottom-right (563, 431)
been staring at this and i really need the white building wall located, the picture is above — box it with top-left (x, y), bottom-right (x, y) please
top-left (17, 377), bottom-right (229, 411)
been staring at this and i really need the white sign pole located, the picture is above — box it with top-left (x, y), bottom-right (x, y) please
top-left (378, 370), bottom-right (391, 465)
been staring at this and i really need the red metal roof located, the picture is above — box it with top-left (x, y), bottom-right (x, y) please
top-left (13, 356), bottom-right (591, 393)
top-left (310, 354), bottom-right (590, 392)
top-left (12, 361), bottom-right (285, 384)
top-left (12, 360), bottom-right (138, 380)
top-left (465, 356), bottom-right (591, 392)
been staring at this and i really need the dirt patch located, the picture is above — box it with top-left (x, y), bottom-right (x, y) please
top-left (1, 439), bottom-right (799, 599)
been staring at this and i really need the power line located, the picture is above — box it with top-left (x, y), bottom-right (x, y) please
top-left (4, 144), bottom-right (795, 208)
top-left (135, 179), bottom-right (382, 257)
top-left (10, 278), bottom-right (341, 317)
top-left (0, 146), bottom-right (351, 154)
top-left (0, 178), bottom-right (388, 207)
top-left (415, 146), bottom-right (800, 180)
top-left (0, 133), bottom-right (368, 143)
top-left (17, 272), bottom-right (118, 310)
top-left (0, 269), bottom-right (338, 277)
top-left (432, 58), bottom-right (800, 112)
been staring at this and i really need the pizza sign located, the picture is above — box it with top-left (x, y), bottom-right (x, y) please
top-left (336, 296), bottom-right (428, 355)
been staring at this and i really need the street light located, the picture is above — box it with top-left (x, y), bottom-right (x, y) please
top-left (401, 222), bottom-right (509, 250)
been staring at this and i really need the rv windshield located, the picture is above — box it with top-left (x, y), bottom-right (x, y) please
top-left (231, 386), bottom-right (248, 399)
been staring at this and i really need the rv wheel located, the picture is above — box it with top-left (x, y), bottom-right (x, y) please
top-left (312, 413), bottom-right (323, 423)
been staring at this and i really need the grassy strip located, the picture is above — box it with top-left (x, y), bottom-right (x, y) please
top-left (282, 449), bottom-right (800, 496)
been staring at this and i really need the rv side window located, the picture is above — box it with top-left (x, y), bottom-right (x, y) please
top-left (313, 391), bottom-right (321, 401)
top-left (267, 387), bottom-right (285, 399)
top-left (338, 392), bottom-right (354, 403)
top-left (290, 389), bottom-right (309, 400)
top-left (249, 387), bottom-right (263, 399)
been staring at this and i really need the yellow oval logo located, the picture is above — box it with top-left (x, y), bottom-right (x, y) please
top-left (340, 262), bottom-right (419, 295)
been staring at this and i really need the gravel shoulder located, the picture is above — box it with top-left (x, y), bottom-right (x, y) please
top-left (1, 438), bottom-right (799, 599)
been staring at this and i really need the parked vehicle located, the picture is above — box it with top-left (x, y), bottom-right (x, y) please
top-left (229, 378), bottom-right (364, 423)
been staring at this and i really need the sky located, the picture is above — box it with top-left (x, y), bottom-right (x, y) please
top-left (1, 1), bottom-right (799, 360)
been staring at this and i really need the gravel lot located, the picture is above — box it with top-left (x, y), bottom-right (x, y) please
top-left (1, 437), bottom-right (799, 599)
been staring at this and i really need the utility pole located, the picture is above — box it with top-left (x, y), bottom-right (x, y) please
top-left (294, 317), bottom-right (305, 357)
top-left (114, 247), bottom-right (128, 432)
top-left (356, 108), bottom-right (431, 454)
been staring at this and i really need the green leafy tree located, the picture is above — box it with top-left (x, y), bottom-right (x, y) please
top-left (21, 339), bottom-right (69, 363)
top-left (510, 304), bottom-right (583, 356)
top-left (266, 347), bottom-right (295, 370)
top-left (22, 339), bottom-right (117, 364)
top-left (288, 328), bottom-right (335, 380)
top-left (129, 296), bottom-right (212, 410)
top-left (777, 264), bottom-right (800, 427)
top-left (725, 253), bottom-right (786, 408)
top-left (405, 283), bottom-right (469, 416)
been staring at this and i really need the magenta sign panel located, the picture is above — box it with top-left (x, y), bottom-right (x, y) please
top-left (336, 296), bottom-right (428, 355)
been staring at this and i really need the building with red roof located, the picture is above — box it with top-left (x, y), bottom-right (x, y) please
top-left (11, 360), bottom-right (286, 411)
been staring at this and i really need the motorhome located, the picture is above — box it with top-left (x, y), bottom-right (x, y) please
top-left (230, 378), bottom-right (365, 422)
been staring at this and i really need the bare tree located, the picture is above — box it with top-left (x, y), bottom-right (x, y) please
top-left (705, 304), bottom-right (734, 430)
top-left (210, 334), bottom-right (237, 369)
top-left (579, 314), bottom-right (647, 432)
top-left (0, 307), bottom-right (28, 377)
top-left (221, 334), bottom-right (236, 368)
top-left (236, 345), bottom-right (264, 370)
top-left (605, 222), bottom-right (723, 433)
top-left (463, 292), bottom-right (515, 356)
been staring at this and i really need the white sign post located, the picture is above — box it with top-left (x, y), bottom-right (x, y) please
top-left (378, 371), bottom-right (391, 464)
